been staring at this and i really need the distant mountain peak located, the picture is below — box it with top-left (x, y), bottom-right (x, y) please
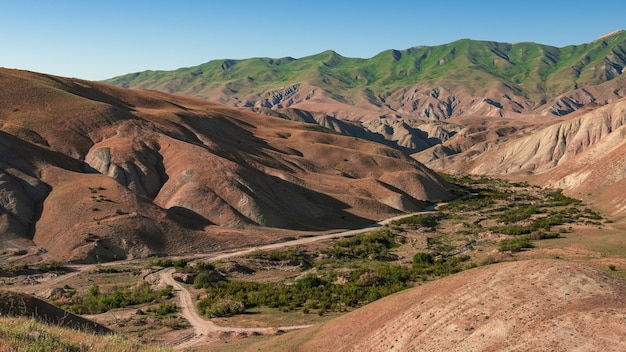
top-left (105, 32), bottom-right (626, 120)
top-left (595, 29), bottom-right (625, 41)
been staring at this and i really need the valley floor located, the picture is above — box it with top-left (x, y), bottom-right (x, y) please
top-left (2, 176), bottom-right (626, 351)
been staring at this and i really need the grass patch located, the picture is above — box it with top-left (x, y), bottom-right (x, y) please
top-left (0, 316), bottom-right (170, 351)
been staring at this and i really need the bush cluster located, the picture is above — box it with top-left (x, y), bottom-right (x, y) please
top-left (197, 252), bottom-right (469, 318)
top-left (322, 228), bottom-right (398, 260)
top-left (249, 247), bottom-right (303, 261)
top-left (497, 205), bottom-right (539, 223)
top-left (197, 267), bottom-right (412, 317)
top-left (148, 257), bottom-right (188, 268)
top-left (64, 283), bottom-right (173, 314)
top-left (147, 302), bottom-right (178, 317)
top-left (391, 214), bottom-right (440, 228)
top-left (498, 236), bottom-right (533, 252)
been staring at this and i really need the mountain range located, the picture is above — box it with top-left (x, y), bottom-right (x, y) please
top-left (102, 31), bottom-right (626, 217)
top-left (105, 30), bottom-right (626, 121)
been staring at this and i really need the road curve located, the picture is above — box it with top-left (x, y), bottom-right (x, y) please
top-left (159, 267), bottom-right (311, 349)
top-left (164, 208), bottom-right (446, 349)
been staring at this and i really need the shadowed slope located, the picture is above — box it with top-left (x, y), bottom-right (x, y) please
top-left (0, 290), bottom-right (111, 334)
top-left (0, 68), bottom-right (452, 262)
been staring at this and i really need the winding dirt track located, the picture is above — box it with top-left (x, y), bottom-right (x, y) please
top-left (20, 208), bottom-right (442, 349)
top-left (200, 207), bottom-right (439, 263)
top-left (161, 210), bottom-right (443, 349)
top-left (159, 267), bottom-right (311, 349)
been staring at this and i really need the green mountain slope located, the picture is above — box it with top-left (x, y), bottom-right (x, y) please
top-left (105, 30), bottom-right (626, 120)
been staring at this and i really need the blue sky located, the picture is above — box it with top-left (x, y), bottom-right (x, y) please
top-left (1, 0), bottom-right (624, 80)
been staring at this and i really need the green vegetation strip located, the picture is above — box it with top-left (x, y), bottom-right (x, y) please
top-left (193, 229), bottom-right (468, 318)
top-left (189, 175), bottom-right (607, 319)
top-left (57, 283), bottom-right (174, 315)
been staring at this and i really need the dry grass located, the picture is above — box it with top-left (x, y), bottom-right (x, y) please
top-left (0, 316), bottom-right (170, 352)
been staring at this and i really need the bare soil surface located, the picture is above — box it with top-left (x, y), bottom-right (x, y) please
top-left (239, 259), bottom-right (626, 352)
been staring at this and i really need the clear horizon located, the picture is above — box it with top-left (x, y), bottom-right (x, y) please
top-left (1, 0), bottom-right (624, 81)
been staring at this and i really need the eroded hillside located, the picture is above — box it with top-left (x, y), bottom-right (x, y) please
top-left (414, 98), bottom-right (626, 216)
top-left (0, 68), bottom-right (452, 263)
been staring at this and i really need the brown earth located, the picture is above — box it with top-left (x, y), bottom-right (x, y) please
top-left (0, 68), bottom-right (452, 263)
top-left (237, 260), bottom-right (626, 352)
top-left (414, 98), bottom-right (626, 217)
top-left (3, 63), bottom-right (626, 352)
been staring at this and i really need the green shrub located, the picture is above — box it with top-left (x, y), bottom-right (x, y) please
top-left (64, 283), bottom-right (173, 314)
top-left (529, 231), bottom-right (560, 240)
top-left (498, 205), bottom-right (538, 223)
top-left (194, 260), bottom-right (215, 271)
top-left (193, 272), bottom-right (213, 289)
top-left (249, 248), bottom-right (302, 261)
top-left (148, 256), bottom-right (173, 267)
top-left (198, 299), bottom-right (245, 317)
top-left (392, 214), bottom-right (439, 228)
top-left (499, 236), bottom-right (533, 252)
top-left (172, 259), bottom-right (188, 268)
top-left (544, 190), bottom-right (581, 206)
top-left (295, 274), bottom-right (327, 289)
top-left (151, 302), bottom-right (177, 317)
top-left (413, 252), bottom-right (434, 266)
top-left (37, 261), bottom-right (65, 272)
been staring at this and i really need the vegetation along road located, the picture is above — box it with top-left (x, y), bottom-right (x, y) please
top-left (159, 207), bottom-right (446, 349)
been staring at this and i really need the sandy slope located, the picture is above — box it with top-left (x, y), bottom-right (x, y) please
top-left (242, 260), bottom-right (626, 352)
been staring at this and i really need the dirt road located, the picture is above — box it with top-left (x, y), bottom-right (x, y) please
top-left (19, 208), bottom-right (442, 349)
top-left (200, 209), bottom-right (436, 263)
top-left (162, 210), bottom-right (439, 349)
top-left (159, 267), bottom-right (311, 349)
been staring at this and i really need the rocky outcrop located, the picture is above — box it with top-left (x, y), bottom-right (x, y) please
top-left (85, 141), bottom-right (167, 199)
